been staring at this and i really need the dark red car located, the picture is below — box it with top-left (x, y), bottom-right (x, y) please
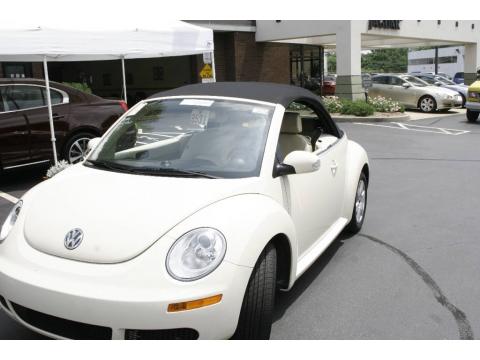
top-left (0, 78), bottom-right (127, 171)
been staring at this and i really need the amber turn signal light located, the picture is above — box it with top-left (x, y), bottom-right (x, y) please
top-left (168, 294), bottom-right (223, 312)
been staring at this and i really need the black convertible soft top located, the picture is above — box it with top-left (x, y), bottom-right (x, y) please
top-left (149, 82), bottom-right (322, 107)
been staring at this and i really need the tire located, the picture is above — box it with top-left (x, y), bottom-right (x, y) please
top-left (232, 243), bottom-right (277, 340)
top-left (63, 132), bottom-right (97, 164)
top-left (418, 95), bottom-right (437, 113)
top-left (460, 94), bottom-right (466, 108)
top-left (345, 173), bottom-right (368, 234)
top-left (466, 109), bottom-right (479, 123)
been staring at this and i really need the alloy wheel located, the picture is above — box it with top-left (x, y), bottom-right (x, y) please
top-left (420, 97), bottom-right (434, 112)
top-left (68, 137), bottom-right (91, 164)
top-left (355, 179), bottom-right (366, 224)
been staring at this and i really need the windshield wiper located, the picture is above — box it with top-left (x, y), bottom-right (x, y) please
top-left (135, 167), bottom-right (220, 179)
top-left (84, 159), bottom-right (137, 174)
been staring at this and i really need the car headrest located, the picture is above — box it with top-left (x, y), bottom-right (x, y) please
top-left (281, 112), bottom-right (302, 134)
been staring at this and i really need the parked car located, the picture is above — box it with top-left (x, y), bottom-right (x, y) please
top-left (413, 73), bottom-right (468, 106)
top-left (0, 82), bottom-right (369, 340)
top-left (369, 74), bottom-right (462, 112)
top-left (466, 80), bottom-right (480, 122)
top-left (0, 78), bottom-right (127, 171)
top-left (453, 72), bottom-right (464, 85)
top-left (322, 75), bottom-right (337, 95)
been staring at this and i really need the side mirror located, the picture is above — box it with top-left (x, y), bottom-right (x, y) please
top-left (434, 82), bottom-right (442, 86)
top-left (87, 137), bottom-right (101, 153)
top-left (402, 82), bottom-right (411, 88)
top-left (283, 151), bottom-right (321, 175)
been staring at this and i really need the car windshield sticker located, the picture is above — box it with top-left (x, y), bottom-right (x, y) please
top-left (191, 109), bottom-right (210, 128)
top-left (180, 99), bottom-right (214, 107)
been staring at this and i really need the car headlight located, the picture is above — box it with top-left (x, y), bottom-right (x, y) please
top-left (0, 200), bottom-right (23, 243)
top-left (166, 228), bottom-right (226, 281)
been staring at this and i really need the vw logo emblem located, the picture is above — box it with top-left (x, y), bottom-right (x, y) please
top-left (64, 228), bottom-right (83, 250)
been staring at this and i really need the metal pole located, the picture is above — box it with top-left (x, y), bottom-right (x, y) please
top-left (434, 47), bottom-right (439, 75)
top-left (43, 56), bottom-right (58, 166)
top-left (121, 56), bottom-right (127, 104)
top-left (211, 51), bottom-right (216, 82)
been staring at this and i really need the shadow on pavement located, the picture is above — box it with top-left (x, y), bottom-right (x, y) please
top-left (273, 231), bottom-right (355, 323)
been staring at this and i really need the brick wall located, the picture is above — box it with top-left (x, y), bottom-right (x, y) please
top-left (233, 32), bottom-right (290, 84)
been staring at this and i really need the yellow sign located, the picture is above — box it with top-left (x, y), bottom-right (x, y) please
top-left (200, 64), bottom-right (213, 79)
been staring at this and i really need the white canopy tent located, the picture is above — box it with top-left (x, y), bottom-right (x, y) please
top-left (0, 17), bottom-right (214, 165)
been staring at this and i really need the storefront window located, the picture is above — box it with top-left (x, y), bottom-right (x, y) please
top-left (290, 45), bottom-right (324, 93)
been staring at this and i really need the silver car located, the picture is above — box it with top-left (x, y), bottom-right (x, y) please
top-left (414, 74), bottom-right (468, 107)
top-left (369, 74), bottom-right (463, 113)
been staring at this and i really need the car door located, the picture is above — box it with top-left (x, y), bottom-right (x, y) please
top-left (7, 84), bottom-right (70, 162)
top-left (370, 76), bottom-right (391, 99)
top-left (0, 86), bottom-right (31, 169)
top-left (279, 102), bottom-right (346, 257)
top-left (389, 76), bottom-right (412, 106)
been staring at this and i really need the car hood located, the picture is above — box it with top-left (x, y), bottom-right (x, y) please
top-left (468, 81), bottom-right (480, 92)
top-left (444, 84), bottom-right (468, 94)
top-left (23, 164), bottom-right (261, 264)
top-left (424, 86), bottom-right (459, 97)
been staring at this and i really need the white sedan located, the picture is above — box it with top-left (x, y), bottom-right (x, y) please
top-left (0, 82), bottom-right (369, 340)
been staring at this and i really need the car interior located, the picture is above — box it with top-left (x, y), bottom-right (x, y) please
top-left (277, 101), bottom-right (339, 162)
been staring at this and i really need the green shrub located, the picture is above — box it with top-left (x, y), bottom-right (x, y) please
top-left (321, 96), bottom-right (343, 113)
top-left (368, 96), bottom-right (404, 113)
top-left (340, 100), bottom-right (375, 117)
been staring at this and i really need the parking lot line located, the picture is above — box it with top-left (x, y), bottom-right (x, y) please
top-left (0, 191), bottom-right (18, 204)
top-left (353, 122), bottom-right (470, 136)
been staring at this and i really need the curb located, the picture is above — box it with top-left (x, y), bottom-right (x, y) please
top-left (332, 113), bottom-right (410, 123)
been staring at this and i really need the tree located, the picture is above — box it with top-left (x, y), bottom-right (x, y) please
top-left (327, 53), bottom-right (336, 74)
top-left (361, 48), bottom-right (408, 73)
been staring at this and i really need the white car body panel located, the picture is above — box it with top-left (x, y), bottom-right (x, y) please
top-left (0, 92), bottom-right (369, 339)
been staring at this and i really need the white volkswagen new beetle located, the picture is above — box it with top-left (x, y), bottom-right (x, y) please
top-left (0, 82), bottom-right (369, 340)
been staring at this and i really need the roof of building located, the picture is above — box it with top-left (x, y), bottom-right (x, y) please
top-left (149, 82), bottom-right (322, 107)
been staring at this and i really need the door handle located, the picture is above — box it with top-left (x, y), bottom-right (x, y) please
top-left (12, 131), bottom-right (27, 135)
top-left (52, 114), bottom-right (65, 120)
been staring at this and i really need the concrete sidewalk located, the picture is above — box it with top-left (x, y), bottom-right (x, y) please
top-left (406, 108), bottom-right (466, 121)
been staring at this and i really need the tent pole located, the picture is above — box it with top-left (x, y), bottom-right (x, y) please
top-left (43, 56), bottom-right (58, 166)
top-left (121, 56), bottom-right (127, 104)
top-left (211, 51), bottom-right (216, 82)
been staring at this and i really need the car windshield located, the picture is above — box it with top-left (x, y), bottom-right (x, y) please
top-left (401, 75), bottom-right (428, 87)
top-left (418, 76), bottom-right (436, 85)
top-left (435, 75), bottom-right (456, 85)
top-left (87, 98), bottom-right (275, 179)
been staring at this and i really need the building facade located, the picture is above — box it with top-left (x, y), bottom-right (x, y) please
top-left (1, 20), bottom-right (479, 103)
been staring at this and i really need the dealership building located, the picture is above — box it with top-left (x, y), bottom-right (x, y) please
top-left (1, 20), bottom-right (479, 102)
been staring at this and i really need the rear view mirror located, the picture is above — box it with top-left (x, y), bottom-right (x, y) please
top-left (283, 151), bottom-right (320, 175)
top-left (87, 137), bottom-right (101, 153)
top-left (402, 83), bottom-right (411, 88)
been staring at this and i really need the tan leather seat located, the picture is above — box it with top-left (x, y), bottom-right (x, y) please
top-left (279, 112), bottom-right (312, 159)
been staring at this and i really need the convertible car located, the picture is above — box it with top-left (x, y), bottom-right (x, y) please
top-left (0, 82), bottom-right (369, 340)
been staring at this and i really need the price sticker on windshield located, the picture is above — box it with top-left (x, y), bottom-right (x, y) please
top-left (191, 109), bottom-right (210, 128)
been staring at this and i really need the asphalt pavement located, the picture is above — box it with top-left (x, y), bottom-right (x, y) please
top-left (1, 112), bottom-right (480, 339)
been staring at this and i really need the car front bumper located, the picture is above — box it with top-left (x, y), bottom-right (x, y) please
top-left (438, 96), bottom-right (463, 109)
top-left (466, 101), bottom-right (480, 111)
top-left (0, 230), bottom-right (252, 340)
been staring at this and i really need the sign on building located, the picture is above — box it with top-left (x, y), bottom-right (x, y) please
top-left (200, 63), bottom-right (214, 83)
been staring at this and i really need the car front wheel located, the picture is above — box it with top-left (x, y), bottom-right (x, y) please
top-left (418, 96), bottom-right (437, 113)
top-left (63, 132), bottom-right (97, 164)
top-left (466, 109), bottom-right (479, 123)
top-left (232, 243), bottom-right (277, 340)
top-left (345, 172), bottom-right (368, 234)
